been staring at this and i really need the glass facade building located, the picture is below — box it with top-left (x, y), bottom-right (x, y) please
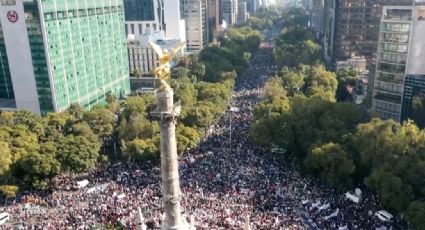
top-left (124, 0), bottom-right (155, 21)
top-left (0, 0), bottom-right (130, 114)
top-left (0, 23), bottom-right (13, 99)
top-left (401, 75), bottom-right (425, 125)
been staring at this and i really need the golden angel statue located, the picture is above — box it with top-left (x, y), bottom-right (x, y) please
top-left (149, 41), bottom-right (186, 90)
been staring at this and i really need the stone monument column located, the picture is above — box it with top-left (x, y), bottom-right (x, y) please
top-left (151, 89), bottom-right (184, 230)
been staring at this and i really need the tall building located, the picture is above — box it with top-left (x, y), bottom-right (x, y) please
top-left (401, 75), bottom-right (425, 126)
top-left (333, 0), bottom-right (414, 63)
top-left (164, 0), bottom-right (186, 41)
top-left (241, 0), bottom-right (258, 15)
top-left (184, 0), bottom-right (209, 52)
top-left (307, 0), bottom-right (336, 62)
top-left (237, 1), bottom-right (248, 24)
top-left (208, 0), bottom-right (220, 38)
top-left (124, 0), bottom-right (162, 39)
top-left (221, 0), bottom-right (238, 25)
top-left (372, 5), bottom-right (425, 121)
top-left (0, 0), bottom-right (130, 114)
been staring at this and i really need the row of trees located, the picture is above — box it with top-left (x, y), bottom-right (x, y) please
top-left (253, 72), bottom-right (425, 229)
top-left (0, 26), bottom-right (262, 201)
top-left (273, 8), bottom-right (320, 67)
top-left (251, 8), bottom-right (425, 229)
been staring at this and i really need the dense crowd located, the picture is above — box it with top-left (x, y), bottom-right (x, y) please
top-left (2, 48), bottom-right (405, 230)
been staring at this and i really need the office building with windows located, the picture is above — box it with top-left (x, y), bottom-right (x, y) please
top-left (401, 75), bottom-right (425, 127)
top-left (0, 0), bottom-right (130, 114)
top-left (237, 1), bottom-right (248, 24)
top-left (164, 0), bottom-right (186, 41)
top-left (123, 0), bottom-right (162, 40)
top-left (207, 0), bottom-right (219, 38)
top-left (183, 0), bottom-right (208, 52)
top-left (372, 6), bottom-right (425, 121)
top-left (220, 0), bottom-right (238, 25)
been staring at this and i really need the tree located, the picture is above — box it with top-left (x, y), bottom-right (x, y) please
top-left (243, 52), bottom-right (252, 62)
top-left (67, 103), bottom-right (85, 121)
top-left (199, 46), bottom-right (246, 83)
top-left (352, 119), bottom-right (425, 174)
top-left (134, 68), bottom-right (143, 79)
top-left (123, 138), bottom-right (159, 161)
top-left (44, 112), bottom-right (69, 134)
top-left (8, 124), bottom-right (40, 161)
top-left (271, 97), bottom-right (362, 159)
top-left (304, 143), bottom-right (355, 189)
top-left (183, 102), bottom-right (215, 128)
top-left (274, 27), bottom-right (321, 67)
top-left (56, 135), bottom-right (100, 172)
top-left (263, 77), bottom-right (287, 98)
top-left (281, 8), bottom-right (309, 27)
top-left (118, 115), bottom-right (159, 141)
top-left (174, 81), bottom-right (198, 107)
top-left (365, 168), bottom-right (414, 212)
top-left (83, 107), bottom-right (116, 141)
top-left (188, 56), bottom-right (206, 82)
top-left (18, 144), bottom-right (61, 188)
top-left (336, 68), bottom-right (358, 102)
top-left (0, 141), bottom-right (12, 176)
top-left (171, 67), bottom-right (190, 79)
top-left (253, 96), bottom-right (290, 120)
top-left (106, 92), bottom-right (119, 113)
top-left (176, 124), bottom-right (201, 154)
top-left (0, 185), bottom-right (18, 205)
top-left (246, 16), bottom-right (273, 30)
top-left (279, 67), bottom-right (305, 96)
top-left (406, 201), bottom-right (425, 229)
top-left (69, 121), bottom-right (99, 143)
top-left (250, 118), bottom-right (276, 146)
top-left (302, 64), bottom-right (338, 101)
top-left (121, 96), bottom-right (156, 120)
top-left (0, 110), bottom-right (45, 137)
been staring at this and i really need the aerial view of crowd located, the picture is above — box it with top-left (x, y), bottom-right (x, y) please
top-left (2, 48), bottom-right (405, 230)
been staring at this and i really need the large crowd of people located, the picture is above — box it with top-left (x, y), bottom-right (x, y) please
top-left (2, 48), bottom-right (406, 230)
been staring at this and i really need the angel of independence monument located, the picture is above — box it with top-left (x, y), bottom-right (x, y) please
top-left (149, 41), bottom-right (188, 230)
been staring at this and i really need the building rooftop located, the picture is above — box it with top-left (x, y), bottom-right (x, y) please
top-left (127, 30), bottom-right (181, 49)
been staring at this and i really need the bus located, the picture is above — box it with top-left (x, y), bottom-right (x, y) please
top-left (0, 212), bottom-right (10, 225)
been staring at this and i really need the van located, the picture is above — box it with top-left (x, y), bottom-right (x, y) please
top-left (0, 212), bottom-right (10, 225)
top-left (375, 210), bottom-right (393, 222)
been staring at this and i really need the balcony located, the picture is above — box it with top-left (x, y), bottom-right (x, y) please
top-left (374, 93), bottom-right (402, 105)
top-left (374, 84), bottom-right (403, 95)
top-left (376, 75), bottom-right (403, 84)
top-left (377, 63), bottom-right (406, 75)
top-left (383, 15), bottom-right (412, 21)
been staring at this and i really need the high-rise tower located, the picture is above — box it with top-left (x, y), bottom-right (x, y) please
top-left (184, 0), bottom-right (209, 52)
top-left (0, 0), bottom-right (130, 114)
top-left (372, 5), bottom-right (425, 121)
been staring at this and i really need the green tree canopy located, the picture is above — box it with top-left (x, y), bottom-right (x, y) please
top-left (57, 135), bottom-right (100, 172)
top-left (83, 106), bottom-right (116, 141)
top-left (304, 143), bottom-right (355, 189)
top-left (0, 141), bottom-right (12, 176)
top-left (407, 201), bottom-right (425, 229)
top-left (123, 138), bottom-right (159, 161)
